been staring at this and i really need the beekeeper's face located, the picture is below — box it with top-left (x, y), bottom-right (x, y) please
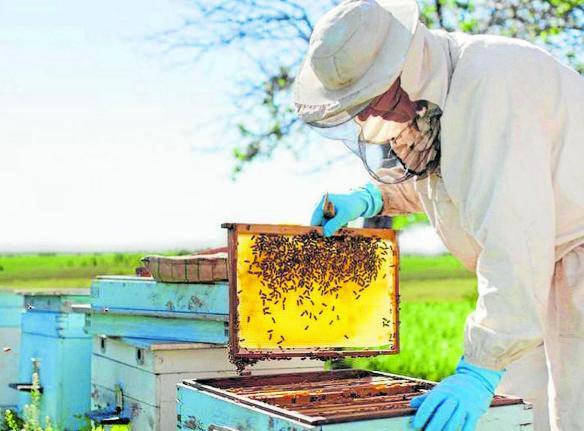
top-left (309, 77), bottom-right (442, 184)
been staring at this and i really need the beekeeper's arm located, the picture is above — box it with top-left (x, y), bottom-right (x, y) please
top-left (410, 61), bottom-right (557, 431)
top-left (445, 68), bottom-right (556, 370)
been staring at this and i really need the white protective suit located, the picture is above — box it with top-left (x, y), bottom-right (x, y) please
top-left (376, 24), bottom-right (584, 431)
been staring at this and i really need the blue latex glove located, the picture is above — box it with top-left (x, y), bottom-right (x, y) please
top-left (409, 357), bottom-right (505, 431)
top-left (310, 183), bottom-right (383, 237)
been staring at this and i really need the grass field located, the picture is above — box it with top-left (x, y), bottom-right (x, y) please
top-left (346, 301), bottom-right (474, 381)
top-left (0, 253), bottom-right (145, 289)
top-left (0, 252), bottom-right (476, 381)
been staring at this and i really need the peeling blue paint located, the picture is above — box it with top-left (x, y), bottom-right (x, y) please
top-left (0, 291), bottom-right (24, 409)
top-left (16, 292), bottom-right (92, 431)
top-left (91, 276), bottom-right (229, 316)
top-left (87, 277), bottom-right (229, 342)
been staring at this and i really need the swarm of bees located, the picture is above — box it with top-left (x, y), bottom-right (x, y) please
top-left (245, 231), bottom-right (391, 336)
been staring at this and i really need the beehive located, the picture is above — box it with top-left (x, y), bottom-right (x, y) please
top-left (13, 290), bottom-right (92, 431)
top-left (0, 290), bottom-right (24, 410)
top-left (86, 276), bottom-right (229, 343)
top-left (90, 337), bottom-right (325, 431)
top-left (86, 272), bottom-right (324, 431)
top-left (177, 370), bottom-right (533, 430)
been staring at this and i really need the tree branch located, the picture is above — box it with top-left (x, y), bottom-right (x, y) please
top-left (150, 0), bottom-right (582, 177)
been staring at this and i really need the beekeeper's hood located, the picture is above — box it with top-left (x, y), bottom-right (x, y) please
top-left (293, 0), bottom-right (453, 182)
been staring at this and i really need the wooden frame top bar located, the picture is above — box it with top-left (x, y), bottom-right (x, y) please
top-left (221, 223), bottom-right (397, 240)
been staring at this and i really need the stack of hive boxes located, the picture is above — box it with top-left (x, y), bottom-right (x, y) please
top-left (86, 253), bottom-right (323, 431)
top-left (10, 290), bottom-right (92, 431)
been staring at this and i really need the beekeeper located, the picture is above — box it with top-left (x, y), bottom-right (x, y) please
top-left (293, 0), bottom-right (584, 430)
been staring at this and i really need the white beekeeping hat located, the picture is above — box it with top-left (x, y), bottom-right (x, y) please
top-left (293, 0), bottom-right (419, 127)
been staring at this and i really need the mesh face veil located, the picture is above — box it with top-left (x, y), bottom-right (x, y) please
top-left (309, 79), bottom-right (442, 184)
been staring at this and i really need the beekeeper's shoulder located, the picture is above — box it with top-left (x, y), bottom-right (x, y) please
top-left (450, 33), bottom-right (549, 88)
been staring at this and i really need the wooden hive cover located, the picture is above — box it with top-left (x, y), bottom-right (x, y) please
top-left (222, 223), bottom-right (400, 361)
top-left (142, 252), bottom-right (228, 283)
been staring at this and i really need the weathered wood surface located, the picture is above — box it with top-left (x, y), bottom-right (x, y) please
top-left (18, 294), bottom-right (92, 431)
top-left (0, 328), bottom-right (20, 409)
top-left (22, 291), bottom-right (90, 313)
top-left (178, 384), bottom-right (316, 431)
top-left (221, 223), bottom-right (397, 240)
top-left (91, 384), bottom-right (161, 431)
top-left (93, 337), bottom-right (323, 375)
top-left (142, 253), bottom-right (228, 283)
top-left (177, 383), bottom-right (534, 430)
top-left (92, 337), bottom-right (323, 431)
top-left (22, 312), bottom-right (88, 338)
top-left (0, 291), bottom-right (23, 408)
top-left (85, 313), bottom-right (229, 343)
top-left (91, 277), bottom-right (229, 316)
top-left (0, 291), bottom-right (24, 327)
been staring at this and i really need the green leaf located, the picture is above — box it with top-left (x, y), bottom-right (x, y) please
top-left (392, 213), bottom-right (429, 230)
top-left (237, 123), bottom-right (251, 137)
top-left (460, 18), bottom-right (479, 32)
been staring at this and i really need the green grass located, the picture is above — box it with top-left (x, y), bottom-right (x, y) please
top-left (399, 255), bottom-right (473, 281)
top-left (0, 252), bottom-right (476, 382)
top-left (0, 253), bottom-right (473, 290)
top-left (400, 278), bottom-right (476, 303)
top-left (0, 253), bottom-right (146, 289)
top-left (346, 301), bottom-right (474, 381)
top-left (346, 257), bottom-right (475, 381)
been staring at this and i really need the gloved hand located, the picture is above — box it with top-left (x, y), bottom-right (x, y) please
top-left (310, 183), bottom-right (383, 237)
top-left (409, 357), bottom-right (505, 431)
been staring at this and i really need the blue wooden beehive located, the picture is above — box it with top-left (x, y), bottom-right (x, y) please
top-left (11, 290), bottom-right (92, 431)
top-left (0, 290), bottom-right (24, 410)
top-left (177, 370), bottom-right (534, 430)
top-left (89, 336), bottom-right (323, 431)
top-left (86, 276), bottom-right (229, 343)
top-left (85, 275), bottom-right (323, 431)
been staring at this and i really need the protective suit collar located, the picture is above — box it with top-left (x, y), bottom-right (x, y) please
top-left (309, 23), bottom-right (456, 185)
top-left (399, 24), bottom-right (456, 110)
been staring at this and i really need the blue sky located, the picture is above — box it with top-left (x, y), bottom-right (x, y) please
top-left (0, 0), bottom-right (446, 254)
top-left (0, 0), bottom-right (367, 252)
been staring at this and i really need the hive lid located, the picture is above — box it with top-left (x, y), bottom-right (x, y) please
top-left (141, 252), bottom-right (228, 283)
top-left (19, 289), bottom-right (91, 313)
top-left (222, 223), bottom-right (400, 363)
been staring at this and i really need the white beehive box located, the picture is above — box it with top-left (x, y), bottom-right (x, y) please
top-left (90, 336), bottom-right (323, 431)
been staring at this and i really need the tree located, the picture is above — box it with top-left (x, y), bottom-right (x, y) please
top-left (152, 0), bottom-right (583, 175)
